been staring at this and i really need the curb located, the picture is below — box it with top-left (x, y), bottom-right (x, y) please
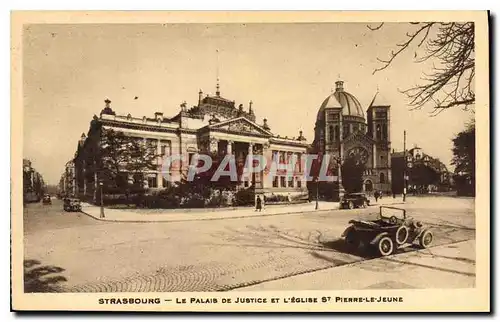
top-left (79, 201), bottom-right (412, 224)
top-left (80, 207), bottom-right (338, 223)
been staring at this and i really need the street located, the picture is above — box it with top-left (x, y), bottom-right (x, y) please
top-left (23, 196), bottom-right (475, 293)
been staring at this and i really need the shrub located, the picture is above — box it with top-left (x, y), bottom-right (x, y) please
top-left (265, 194), bottom-right (290, 203)
top-left (234, 188), bottom-right (255, 206)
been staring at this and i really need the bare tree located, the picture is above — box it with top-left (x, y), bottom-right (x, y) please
top-left (369, 22), bottom-right (475, 114)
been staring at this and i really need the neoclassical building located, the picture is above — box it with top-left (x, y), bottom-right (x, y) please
top-left (311, 80), bottom-right (392, 195)
top-left (74, 85), bottom-right (309, 203)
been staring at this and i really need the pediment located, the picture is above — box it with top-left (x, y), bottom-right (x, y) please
top-left (208, 117), bottom-right (272, 137)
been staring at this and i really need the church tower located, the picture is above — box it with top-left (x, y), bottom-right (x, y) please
top-left (367, 92), bottom-right (392, 192)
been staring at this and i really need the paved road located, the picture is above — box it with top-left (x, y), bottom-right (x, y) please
top-left (23, 196), bottom-right (475, 293)
top-left (23, 199), bottom-right (104, 235)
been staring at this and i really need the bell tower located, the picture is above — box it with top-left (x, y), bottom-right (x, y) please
top-left (367, 92), bottom-right (391, 191)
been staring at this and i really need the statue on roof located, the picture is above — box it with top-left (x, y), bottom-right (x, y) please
top-left (100, 98), bottom-right (115, 116)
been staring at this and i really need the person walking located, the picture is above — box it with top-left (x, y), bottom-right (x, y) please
top-left (256, 195), bottom-right (262, 212)
top-left (374, 190), bottom-right (380, 203)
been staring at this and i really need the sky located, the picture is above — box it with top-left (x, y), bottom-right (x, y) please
top-left (22, 23), bottom-right (474, 185)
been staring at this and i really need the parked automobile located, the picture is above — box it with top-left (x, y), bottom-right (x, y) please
top-left (341, 206), bottom-right (434, 256)
top-left (340, 193), bottom-right (370, 209)
top-left (42, 194), bottom-right (52, 205)
top-left (63, 197), bottom-right (81, 212)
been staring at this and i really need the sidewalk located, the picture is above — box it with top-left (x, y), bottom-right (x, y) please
top-left (235, 239), bottom-right (476, 291)
top-left (81, 198), bottom-right (407, 223)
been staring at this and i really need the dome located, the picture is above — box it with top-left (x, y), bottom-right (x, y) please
top-left (316, 81), bottom-right (364, 120)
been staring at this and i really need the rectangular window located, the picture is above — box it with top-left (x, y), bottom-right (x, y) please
top-left (297, 153), bottom-right (302, 172)
top-left (297, 179), bottom-right (302, 188)
top-left (162, 177), bottom-right (170, 189)
top-left (288, 177), bottom-right (294, 188)
top-left (273, 176), bottom-right (279, 188)
top-left (280, 176), bottom-right (286, 188)
top-left (188, 152), bottom-right (195, 166)
top-left (279, 152), bottom-right (285, 164)
top-left (244, 180), bottom-right (249, 187)
top-left (148, 175), bottom-right (158, 188)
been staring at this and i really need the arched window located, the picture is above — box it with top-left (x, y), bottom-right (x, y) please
top-left (329, 125), bottom-right (334, 141)
top-left (343, 124), bottom-right (349, 138)
top-left (376, 124), bottom-right (382, 140)
top-left (380, 172), bottom-right (385, 184)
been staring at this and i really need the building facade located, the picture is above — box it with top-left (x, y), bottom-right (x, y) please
top-left (311, 81), bottom-right (392, 195)
top-left (391, 146), bottom-right (452, 194)
top-left (74, 86), bottom-right (309, 203)
top-left (58, 160), bottom-right (76, 197)
top-left (23, 159), bottom-right (45, 202)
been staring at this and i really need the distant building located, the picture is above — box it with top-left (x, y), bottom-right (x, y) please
top-left (310, 81), bottom-right (392, 196)
top-left (23, 158), bottom-right (45, 202)
top-left (58, 160), bottom-right (76, 197)
top-left (73, 85), bottom-right (309, 203)
top-left (391, 146), bottom-right (452, 194)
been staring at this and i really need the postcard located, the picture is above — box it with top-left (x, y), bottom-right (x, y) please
top-left (11, 10), bottom-right (490, 312)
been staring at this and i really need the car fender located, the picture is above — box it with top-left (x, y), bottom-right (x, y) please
top-left (341, 225), bottom-right (355, 238)
top-left (370, 232), bottom-right (390, 245)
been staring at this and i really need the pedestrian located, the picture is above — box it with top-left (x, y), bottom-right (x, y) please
top-left (256, 195), bottom-right (262, 212)
top-left (374, 190), bottom-right (380, 203)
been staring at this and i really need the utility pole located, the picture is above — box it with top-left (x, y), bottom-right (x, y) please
top-left (403, 130), bottom-right (407, 202)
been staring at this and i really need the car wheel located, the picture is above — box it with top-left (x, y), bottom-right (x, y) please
top-left (378, 236), bottom-right (394, 256)
top-left (348, 201), bottom-right (354, 209)
top-left (395, 226), bottom-right (409, 245)
top-left (419, 230), bottom-right (433, 248)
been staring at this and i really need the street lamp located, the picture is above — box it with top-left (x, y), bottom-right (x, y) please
top-left (99, 181), bottom-right (105, 218)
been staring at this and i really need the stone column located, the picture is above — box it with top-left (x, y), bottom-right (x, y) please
top-left (248, 143), bottom-right (254, 185)
top-left (209, 138), bottom-right (219, 154)
top-left (227, 140), bottom-right (233, 155)
top-left (372, 144), bottom-right (377, 168)
top-left (157, 139), bottom-right (163, 189)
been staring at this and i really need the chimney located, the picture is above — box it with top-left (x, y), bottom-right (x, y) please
top-left (335, 80), bottom-right (344, 92)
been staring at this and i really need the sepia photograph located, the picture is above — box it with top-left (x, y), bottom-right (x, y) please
top-left (11, 11), bottom-right (490, 312)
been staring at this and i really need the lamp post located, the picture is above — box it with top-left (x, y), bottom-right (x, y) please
top-left (99, 181), bottom-right (105, 218)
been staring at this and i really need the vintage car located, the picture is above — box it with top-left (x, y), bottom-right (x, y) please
top-left (340, 193), bottom-right (370, 209)
top-left (341, 206), bottom-right (433, 256)
top-left (63, 197), bottom-right (81, 212)
top-left (42, 194), bottom-right (52, 205)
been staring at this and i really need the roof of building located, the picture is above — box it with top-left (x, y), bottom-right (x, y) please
top-left (316, 81), bottom-right (364, 120)
top-left (369, 91), bottom-right (391, 108)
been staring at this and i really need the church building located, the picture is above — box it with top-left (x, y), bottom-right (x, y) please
top-left (311, 80), bottom-right (392, 196)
